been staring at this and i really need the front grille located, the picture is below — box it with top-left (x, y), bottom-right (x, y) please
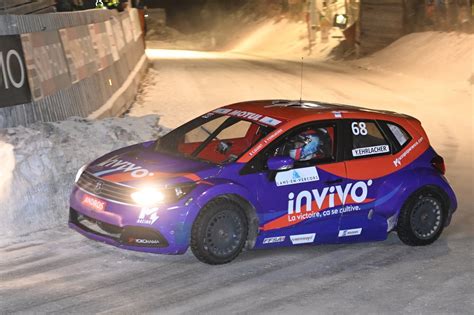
top-left (69, 208), bottom-right (169, 248)
top-left (77, 171), bottom-right (136, 204)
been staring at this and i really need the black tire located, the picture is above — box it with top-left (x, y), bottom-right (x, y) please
top-left (397, 190), bottom-right (445, 246)
top-left (191, 198), bottom-right (248, 265)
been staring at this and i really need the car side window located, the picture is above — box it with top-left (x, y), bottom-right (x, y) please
top-left (271, 124), bottom-right (337, 167)
top-left (387, 123), bottom-right (411, 148)
top-left (349, 120), bottom-right (391, 159)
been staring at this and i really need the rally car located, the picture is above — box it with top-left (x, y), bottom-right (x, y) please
top-left (69, 100), bottom-right (457, 264)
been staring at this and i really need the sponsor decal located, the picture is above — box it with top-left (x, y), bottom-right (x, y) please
top-left (137, 207), bottom-right (159, 225)
top-left (263, 236), bottom-right (286, 244)
top-left (128, 238), bottom-right (161, 245)
top-left (288, 180), bottom-right (373, 215)
top-left (393, 137), bottom-right (424, 167)
top-left (248, 143), bottom-right (264, 157)
top-left (388, 124), bottom-right (409, 146)
top-left (352, 145), bottom-right (390, 157)
top-left (214, 108), bottom-right (281, 126)
top-left (332, 111), bottom-right (342, 118)
top-left (82, 195), bottom-right (106, 212)
top-left (386, 213), bottom-right (398, 232)
top-left (227, 109), bottom-right (263, 121)
top-left (201, 112), bottom-right (215, 119)
top-left (263, 128), bottom-right (284, 144)
top-left (95, 155), bottom-right (153, 178)
top-left (259, 116), bottom-right (282, 126)
top-left (262, 179), bottom-right (375, 231)
top-left (213, 108), bottom-right (232, 114)
top-left (282, 180), bottom-right (373, 225)
top-left (338, 228), bottom-right (362, 237)
top-left (290, 233), bottom-right (316, 245)
top-left (247, 129), bottom-right (284, 159)
top-left (275, 167), bottom-right (320, 187)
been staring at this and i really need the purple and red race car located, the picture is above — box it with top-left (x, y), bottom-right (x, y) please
top-left (69, 100), bottom-right (457, 264)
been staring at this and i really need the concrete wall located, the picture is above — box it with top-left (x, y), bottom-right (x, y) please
top-left (0, 8), bottom-right (147, 128)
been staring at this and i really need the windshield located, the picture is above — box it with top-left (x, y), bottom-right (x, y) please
top-left (155, 113), bottom-right (274, 164)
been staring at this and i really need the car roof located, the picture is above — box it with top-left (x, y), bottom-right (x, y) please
top-left (223, 99), bottom-right (416, 123)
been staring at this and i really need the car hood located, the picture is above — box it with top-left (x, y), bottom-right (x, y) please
top-left (86, 141), bottom-right (221, 187)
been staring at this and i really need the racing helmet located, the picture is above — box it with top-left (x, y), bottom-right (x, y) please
top-left (289, 130), bottom-right (321, 161)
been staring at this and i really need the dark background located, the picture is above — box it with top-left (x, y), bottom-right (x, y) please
top-left (144, 0), bottom-right (249, 32)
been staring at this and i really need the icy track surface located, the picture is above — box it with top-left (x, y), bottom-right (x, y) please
top-left (1, 32), bottom-right (473, 313)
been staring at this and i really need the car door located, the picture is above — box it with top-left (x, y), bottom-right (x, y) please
top-left (338, 119), bottom-right (397, 243)
top-left (248, 120), bottom-right (348, 248)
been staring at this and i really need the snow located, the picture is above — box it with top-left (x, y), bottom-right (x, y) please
top-left (1, 22), bottom-right (473, 313)
top-left (354, 31), bottom-right (473, 84)
top-left (0, 115), bottom-right (167, 237)
top-left (0, 141), bottom-right (14, 202)
top-left (230, 18), bottom-right (345, 60)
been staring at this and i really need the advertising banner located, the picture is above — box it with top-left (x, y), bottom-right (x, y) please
top-left (21, 31), bottom-right (70, 101)
top-left (89, 22), bottom-right (116, 71)
top-left (59, 25), bottom-right (98, 83)
top-left (0, 35), bottom-right (31, 107)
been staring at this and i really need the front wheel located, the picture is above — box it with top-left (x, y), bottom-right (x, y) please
top-left (191, 198), bottom-right (248, 264)
top-left (397, 191), bottom-right (445, 246)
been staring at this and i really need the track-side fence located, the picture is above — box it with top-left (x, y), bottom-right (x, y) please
top-left (0, 8), bottom-right (146, 128)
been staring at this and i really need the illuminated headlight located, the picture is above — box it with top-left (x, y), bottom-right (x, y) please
top-left (131, 187), bottom-right (165, 207)
top-left (130, 183), bottom-right (196, 207)
top-left (75, 164), bottom-right (88, 183)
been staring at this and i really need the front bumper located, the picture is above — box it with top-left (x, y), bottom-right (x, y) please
top-left (69, 186), bottom-right (192, 255)
top-left (69, 208), bottom-right (171, 250)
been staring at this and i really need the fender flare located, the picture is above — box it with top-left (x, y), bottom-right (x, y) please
top-left (184, 180), bottom-right (262, 249)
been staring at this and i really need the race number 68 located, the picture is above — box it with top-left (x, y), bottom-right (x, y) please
top-left (0, 49), bottom-right (25, 89)
top-left (352, 122), bottom-right (368, 136)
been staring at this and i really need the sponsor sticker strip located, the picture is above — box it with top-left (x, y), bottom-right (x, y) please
top-left (262, 236), bottom-right (285, 244)
top-left (212, 108), bottom-right (282, 126)
top-left (338, 228), bottom-right (362, 237)
top-left (393, 137), bottom-right (424, 167)
top-left (290, 233), bottom-right (316, 245)
top-left (352, 145), bottom-right (390, 157)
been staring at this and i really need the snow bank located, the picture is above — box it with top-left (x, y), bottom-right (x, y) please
top-left (230, 18), bottom-right (344, 60)
top-left (0, 115), bottom-right (167, 237)
top-left (354, 32), bottom-right (473, 84)
top-left (0, 141), bottom-right (14, 202)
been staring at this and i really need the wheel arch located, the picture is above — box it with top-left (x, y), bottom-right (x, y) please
top-left (222, 193), bottom-right (260, 250)
top-left (188, 182), bottom-right (261, 250)
top-left (401, 184), bottom-right (451, 225)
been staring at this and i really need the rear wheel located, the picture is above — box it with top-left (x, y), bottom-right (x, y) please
top-left (191, 198), bottom-right (248, 264)
top-left (397, 191), bottom-right (445, 246)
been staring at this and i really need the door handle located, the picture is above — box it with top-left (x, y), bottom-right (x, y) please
top-left (325, 178), bottom-right (343, 184)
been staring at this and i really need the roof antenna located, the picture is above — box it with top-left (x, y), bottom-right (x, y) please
top-left (299, 57), bottom-right (304, 103)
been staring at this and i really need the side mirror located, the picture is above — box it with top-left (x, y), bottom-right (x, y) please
top-left (267, 156), bottom-right (294, 171)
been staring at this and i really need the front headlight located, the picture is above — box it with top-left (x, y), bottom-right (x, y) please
top-left (130, 183), bottom-right (196, 207)
top-left (75, 164), bottom-right (88, 183)
top-left (131, 187), bottom-right (165, 207)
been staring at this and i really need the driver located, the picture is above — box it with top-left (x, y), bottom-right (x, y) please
top-left (288, 129), bottom-right (329, 161)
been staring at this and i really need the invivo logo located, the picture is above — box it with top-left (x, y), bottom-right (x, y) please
top-left (97, 155), bottom-right (152, 178)
top-left (288, 180), bottom-right (373, 214)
